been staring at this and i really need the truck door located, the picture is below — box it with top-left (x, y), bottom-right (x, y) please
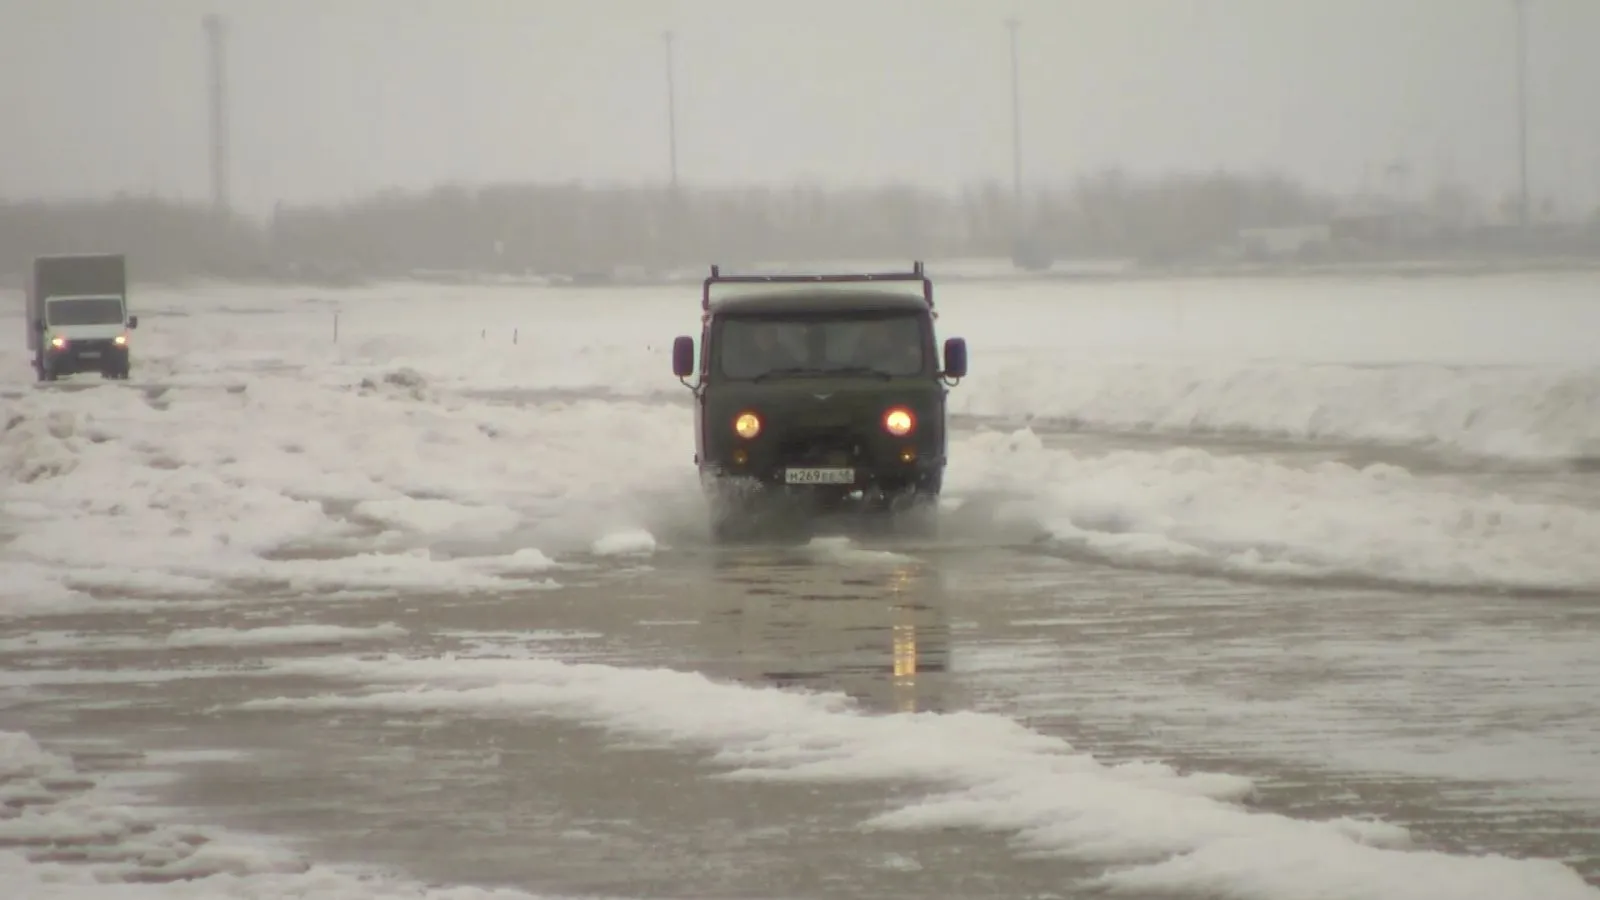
top-left (693, 318), bottom-right (710, 467)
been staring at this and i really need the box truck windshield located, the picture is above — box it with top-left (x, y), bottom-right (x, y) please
top-left (48, 296), bottom-right (126, 327)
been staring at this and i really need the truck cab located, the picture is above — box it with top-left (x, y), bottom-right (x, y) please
top-left (26, 254), bottom-right (137, 382)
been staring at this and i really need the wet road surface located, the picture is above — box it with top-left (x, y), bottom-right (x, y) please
top-left (2, 519), bottom-right (1597, 897)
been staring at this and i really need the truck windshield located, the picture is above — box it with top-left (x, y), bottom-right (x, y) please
top-left (718, 313), bottom-right (927, 379)
top-left (47, 297), bottom-right (125, 327)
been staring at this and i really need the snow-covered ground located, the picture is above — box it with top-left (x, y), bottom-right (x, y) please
top-left (1, 272), bottom-right (1598, 898)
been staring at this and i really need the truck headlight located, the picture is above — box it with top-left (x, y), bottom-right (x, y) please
top-left (883, 407), bottom-right (915, 436)
top-left (733, 411), bottom-right (762, 439)
top-left (114, 334), bottom-right (127, 346)
top-left (49, 336), bottom-right (66, 349)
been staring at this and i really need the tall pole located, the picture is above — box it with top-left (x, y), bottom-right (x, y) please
top-left (203, 14), bottom-right (230, 217)
top-left (1006, 18), bottom-right (1022, 206)
top-left (664, 30), bottom-right (679, 191)
top-left (1513, 0), bottom-right (1529, 226)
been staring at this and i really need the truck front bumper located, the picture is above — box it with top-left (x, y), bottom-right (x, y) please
top-left (43, 340), bottom-right (129, 376)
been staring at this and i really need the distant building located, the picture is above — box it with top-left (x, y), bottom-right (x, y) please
top-left (1328, 210), bottom-right (1438, 246)
top-left (1235, 224), bottom-right (1331, 259)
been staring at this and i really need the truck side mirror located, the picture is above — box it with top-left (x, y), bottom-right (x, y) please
top-left (127, 315), bottom-right (139, 329)
top-left (33, 319), bottom-right (45, 333)
top-left (942, 337), bottom-right (968, 379)
top-left (671, 335), bottom-right (696, 379)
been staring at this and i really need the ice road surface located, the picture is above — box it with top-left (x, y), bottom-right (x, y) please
top-left (1, 272), bottom-right (1598, 899)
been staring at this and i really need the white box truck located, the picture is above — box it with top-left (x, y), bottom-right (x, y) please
top-left (25, 253), bottom-right (139, 382)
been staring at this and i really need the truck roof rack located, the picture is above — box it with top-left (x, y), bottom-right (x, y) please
top-left (702, 261), bottom-right (932, 310)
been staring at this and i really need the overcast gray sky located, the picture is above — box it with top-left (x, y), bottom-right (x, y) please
top-left (3, 0), bottom-right (1596, 215)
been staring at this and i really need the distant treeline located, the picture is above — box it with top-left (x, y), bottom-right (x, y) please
top-left (0, 172), bottom-right (1591, 284)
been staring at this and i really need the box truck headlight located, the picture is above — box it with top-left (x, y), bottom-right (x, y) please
top-left (113, 334), bottom-right (127, 346)
top-left (49, 336), bottom-right (66, 349)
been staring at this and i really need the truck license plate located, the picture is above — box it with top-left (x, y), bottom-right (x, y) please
top-left (80, 351), bottom-right (100, 359)
top-left (785, 467), bottom-right (855, 485)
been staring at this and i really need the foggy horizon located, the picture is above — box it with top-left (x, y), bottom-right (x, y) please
top-left (5, 0), bottom-right (1599, 217)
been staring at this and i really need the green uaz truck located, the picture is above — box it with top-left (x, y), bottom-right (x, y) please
top-left (671, 262), bottom-right (969, 540)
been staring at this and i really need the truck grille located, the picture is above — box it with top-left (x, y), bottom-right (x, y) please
top-left (65, 339), bottom-right (114, 357)
top-left (776, 426), bottom-right (861, 465)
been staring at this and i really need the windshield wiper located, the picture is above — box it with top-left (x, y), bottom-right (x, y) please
top-left (751, 366), bottom-right (829, 383)
top-left (826, 366), bottom-right (895, 380)
top-left (751, 365), bottom-right (896, 382)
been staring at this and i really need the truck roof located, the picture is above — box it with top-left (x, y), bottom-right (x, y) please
top-left (701, 262), bottom-right (935, 317)
top-left (34, 253), bottom-right (125, 261)
top-left (709, 287), bottom-right (932, 317)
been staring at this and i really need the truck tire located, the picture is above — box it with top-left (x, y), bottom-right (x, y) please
top-left (709, 498), bottom-right (763, 543)
top-left (891, 496), bottom-right (941, 539)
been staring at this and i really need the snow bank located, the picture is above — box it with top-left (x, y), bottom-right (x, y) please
top-left (233, 655), bottom-right (1600, 900)
top-left (949, 428), bottom-right (1600, 594)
